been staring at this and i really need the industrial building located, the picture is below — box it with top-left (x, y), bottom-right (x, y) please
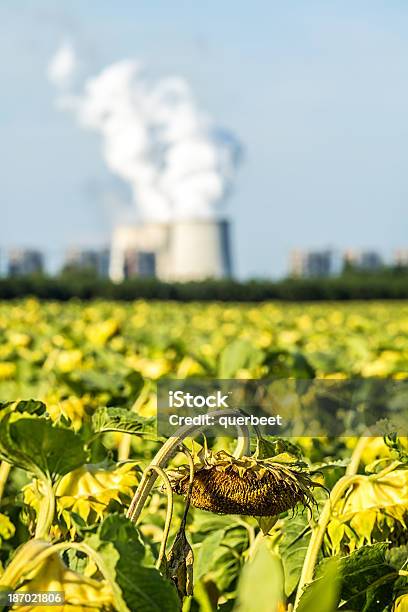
top-left (8, 249), bottom-right (44, 276)
top-left (64, 248), bottom-right (110, 277)
top-left (109, 219), bottom-right (232, 282)
top-left (290, 249), bottom-right (336, 278)
top-left (290, 248), bottom-right (386, 278)
top-left (343, 249), bottom-right (383, 271)
top-left (394, 249), bottom-right (408, 267)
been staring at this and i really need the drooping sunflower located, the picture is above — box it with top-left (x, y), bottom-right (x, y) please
top-left (15, 553), bottom-right (114, 611)
top-left (23, 463), bottom-right (139, 538)
top-left (0, 540), bottom-right (115, 612)
top-left (168, 449), bottom-right (320, 517)
top-left (327, 464), bottom-right (408, 554)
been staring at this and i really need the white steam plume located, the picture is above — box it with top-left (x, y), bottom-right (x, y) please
top-left (48, 44), bottom-right (241, 222)
top-left (47, 41), bottom-right (77, 89)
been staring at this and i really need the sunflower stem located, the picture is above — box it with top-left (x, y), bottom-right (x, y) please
top-left (0, 460), bottom-right (11, 503)
top-left (118, 382), bottom-right (151, 461)
top-left (247, 530), bottom-right (265, 561)
top-left (34, 478), bottom-right (55, 540)
top-left (234, 433), bottom-right (251, 458)
top-left (179, 445), bottom-right (195, 527)
top-left (345, 435), bottom-right (371, 475)
top-left (247, 524), bottom-right (256, 549)
top-left (140, 465), bottom-right (174, 570)
top-left (293, 474), bottom-right (360, 610)
top-left (193, 580), bottom-right (213, 612)
top-left (294, 433), bottom-right (376, 609)
top-left (0, 539), bottom-right (50, 588)
top-left (373, 459), bottom-right (401, 479)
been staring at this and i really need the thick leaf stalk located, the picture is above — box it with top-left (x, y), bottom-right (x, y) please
top-left (34, 478), bottom-right (56, 540)
top-left (294, 435), bottom-right (377, 610)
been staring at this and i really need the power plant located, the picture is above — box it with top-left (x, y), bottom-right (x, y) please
top-left (47, 46), bottom-right (241, 284)
top-left (109, 219), bottom-right (232, 282)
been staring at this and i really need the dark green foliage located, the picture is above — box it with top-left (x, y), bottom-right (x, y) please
top-left (1, 269), bottom-right (408, 301)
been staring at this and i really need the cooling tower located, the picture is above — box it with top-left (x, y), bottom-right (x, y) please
top-left (166, 219), bottom-right (232, 281)
top-left (110, 219), bottom-right (232, 282)
top-left (109, 223), bottom-right (170, 282)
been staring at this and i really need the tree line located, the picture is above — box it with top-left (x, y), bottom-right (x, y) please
top-left (1, 268), bottom-right (408, 301)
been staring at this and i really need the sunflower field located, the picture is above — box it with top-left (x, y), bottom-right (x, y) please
top-left (0, 298), bottom-right (407, 612)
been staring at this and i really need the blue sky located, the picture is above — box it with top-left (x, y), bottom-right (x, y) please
top-left (1, 1), bottom-right (408, 278)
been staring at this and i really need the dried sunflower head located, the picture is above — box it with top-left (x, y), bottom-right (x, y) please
top-left (168, 449), bottom-right (319, 517)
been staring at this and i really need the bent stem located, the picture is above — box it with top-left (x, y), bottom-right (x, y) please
top-left (345, 435), bottom-right (371, 476)
top-left (179, 445), bottom-right (195, 527)
top-left (140, 465), bottom-right (174, 570)
top-left (294, 474), bottom-right (360, 609)
top-left (0, 460), bottom-right (11, 503)
top-left (0, 539), bottom-right (50, 588)
top-left (294, 435), bottom-right (369, 610)
top-left (1, 539), bottom-right (124, 612)
top-left (126, 409), bottom-right (250, 525)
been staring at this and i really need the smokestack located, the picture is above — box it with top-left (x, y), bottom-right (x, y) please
top-left (166, 219), bottom-right (232, 281)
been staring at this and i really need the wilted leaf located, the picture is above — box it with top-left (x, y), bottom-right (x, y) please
top-left (166, 526), bottom-right (194, 598)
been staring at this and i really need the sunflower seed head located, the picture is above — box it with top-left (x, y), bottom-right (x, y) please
top-left (169, 449), bottom-right (319, 517)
